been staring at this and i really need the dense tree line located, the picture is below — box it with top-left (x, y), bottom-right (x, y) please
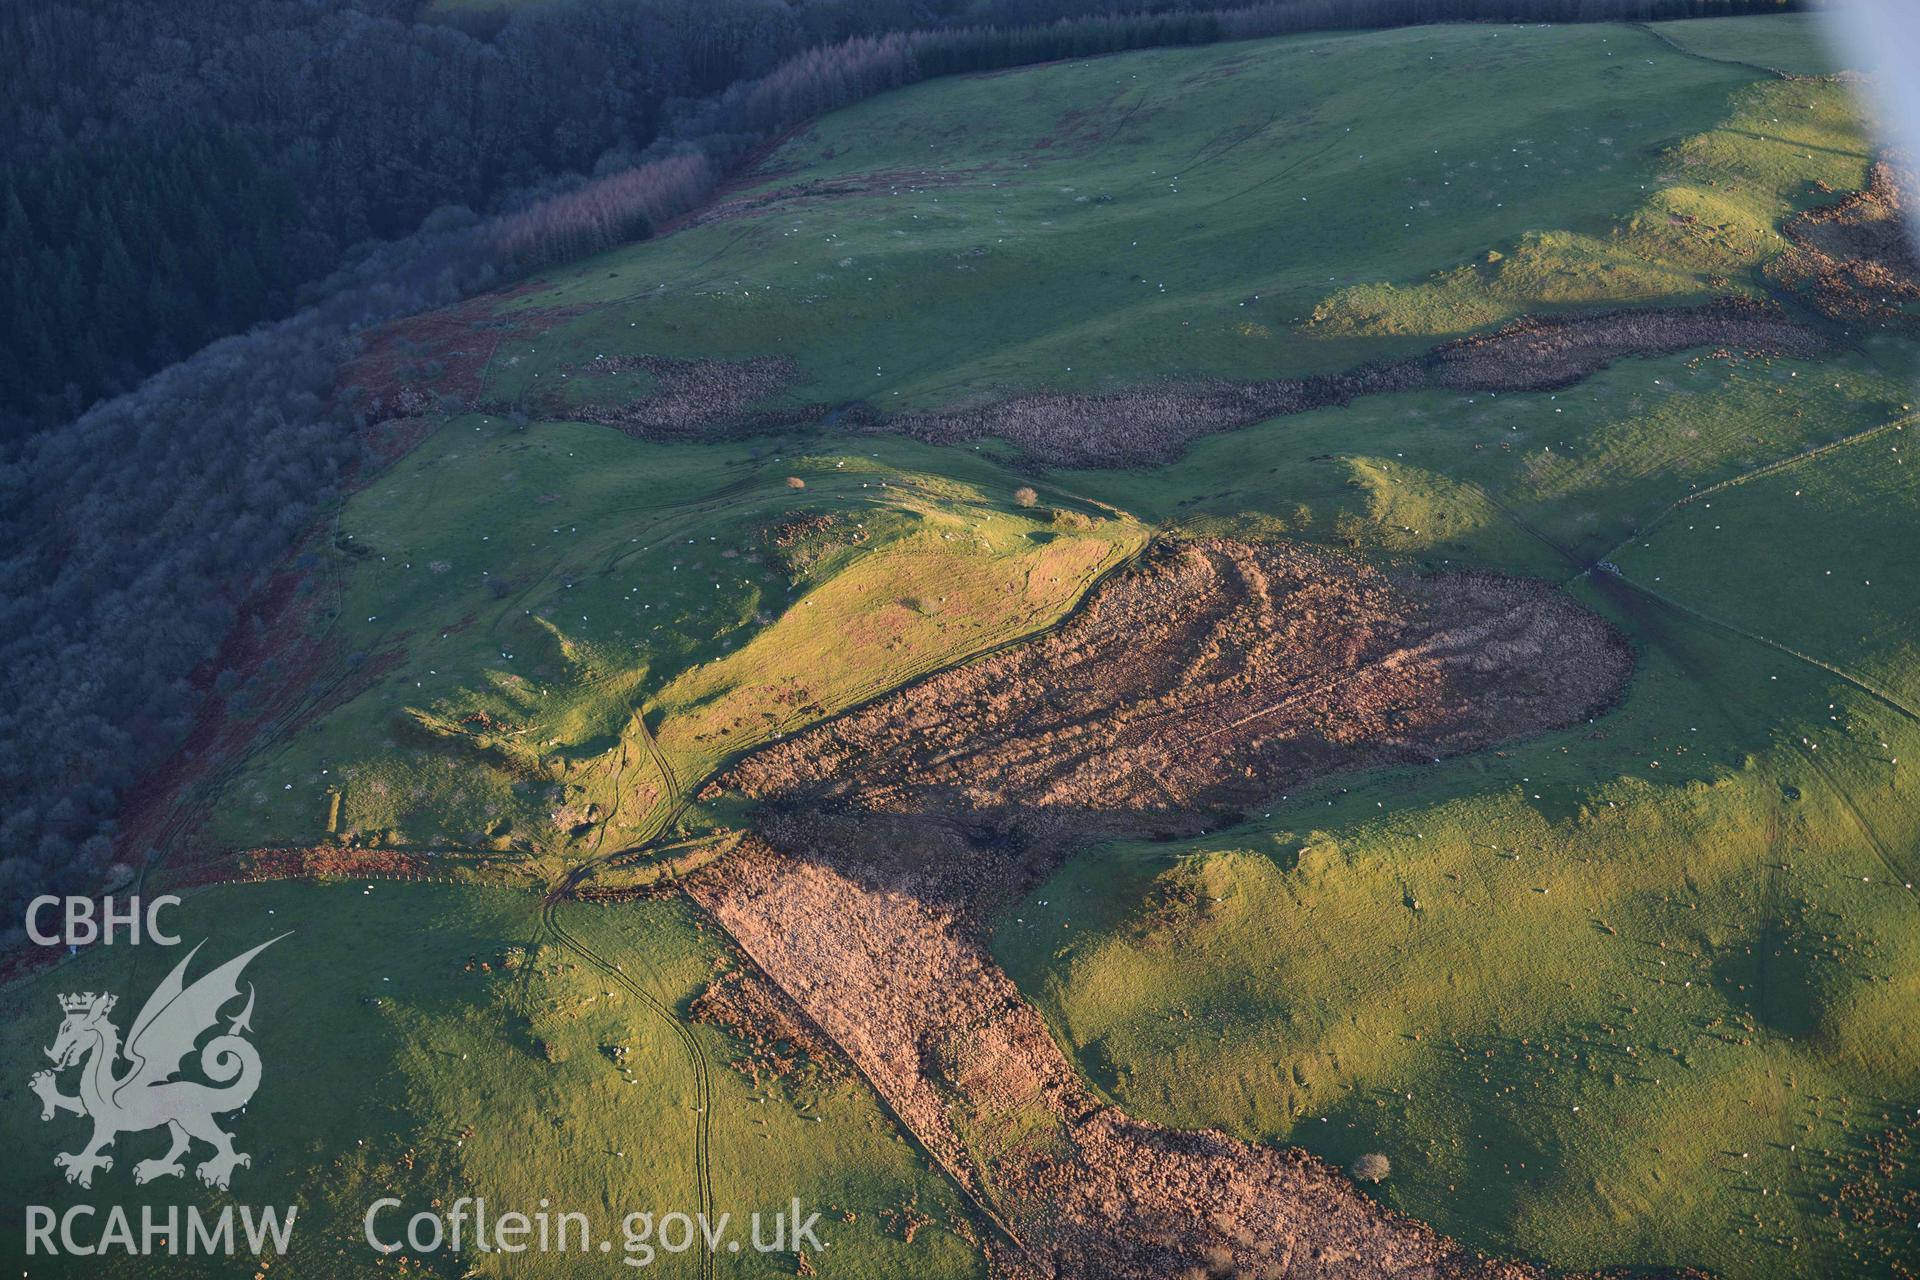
top-left (0, 312), bottom-right (356, 919)
top-left (0, 0), bottom-right (1806, 935)
top-left (0, 127), bottom-right (316, 424)
top-left (0, 0), bottom-right (704, 434)
top-left (0, 0), bottom-right (925, 432)
top-left (739, 0), bottom-right (1808, 124)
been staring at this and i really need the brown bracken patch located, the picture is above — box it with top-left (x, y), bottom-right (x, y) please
top-left (342, 282), bottom-right (575, 421)
top-left (890, 299), bottom-right (1819, 466)
top-left (724, 538), bottom-right (1630, 890)
top-left (691, 839), bottom-right (1569, 1280)
top-left (556, 352), bottom-right (800, 440)
top-left (686, 539), bottom-right (1634, 1277)
top-left (165, 844), bottom-right (441, 890)
top-left (1770, 156), bottom-right (1920, 331)
top-left (469, 301), bottom-right (1818, 469)
top-left (689, 960), bottom-right (846, 1087)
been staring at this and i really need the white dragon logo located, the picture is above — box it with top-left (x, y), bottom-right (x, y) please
top-left (29, 936), bottom-right (286, 1190)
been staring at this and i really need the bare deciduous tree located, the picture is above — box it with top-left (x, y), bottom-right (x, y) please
top-left (1351, 1153), bottom-right (1391, 1184)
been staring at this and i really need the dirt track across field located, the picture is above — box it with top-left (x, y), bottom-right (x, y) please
top-left (686, 540), bottom-right (1635, 1278)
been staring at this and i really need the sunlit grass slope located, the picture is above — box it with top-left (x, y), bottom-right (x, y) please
top-left (489, 20), bottom-right (1867, 413)
top-left (0, 882), bottom-right (981, 1278)
top-left (206, 422), bottom-right (1141, 866)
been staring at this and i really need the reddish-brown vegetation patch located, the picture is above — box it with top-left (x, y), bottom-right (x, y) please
top-left (1770, 158), bottom-right (1920, 330)
top-left (111, 540), bottom-right (405, 869)
top-left (725, 539), bottom-right (1630, 884)
top-left (341, 283), bottom-right (575, 420)
top-left (165, 844), bottom-right (440, 890)
top-left (557, 352), bottom-right (801, 440)
top-left (690, 960), bottom-right (846, 1087)
top-left (690, 840), bottom-right (1547, 1280)
top-left (891, 300), bottom-right (1817, 466)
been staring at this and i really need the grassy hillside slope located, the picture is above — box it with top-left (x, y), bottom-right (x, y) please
top-left (6, 14), bottom-right (1916, 1280)
top-left (0, 883), bottom-right (980, 1277)
top-left (487, 22), bottom-right (1800, 410)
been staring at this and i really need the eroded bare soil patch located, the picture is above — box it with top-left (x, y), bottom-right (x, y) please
top-left (687, 540), bottom-right (1631, 1276)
